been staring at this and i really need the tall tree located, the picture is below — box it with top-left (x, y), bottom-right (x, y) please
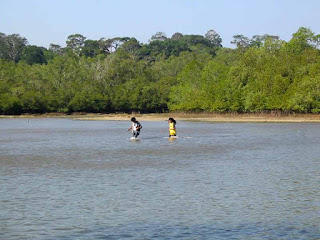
top-left (49, 43), bottom-right (63, 55)
top-left (81, 40), bottom-right (102, 57)
top-left (98, 38), bottom-right (112, 54)
top-left (205, 29), bottom-right (222, 47)
top-left (289, 27), bottom-right (320, 51)
top-left (0, 34), bottom-right (28, 62)
top-left (150, 32), bottom-right (167, 42)
top-left (251, 34), bottom-right (280, 47)
top-left (98, 37), bottom-right (130, 53)
top-left (231, 35), bottom-right (251, 49)
top-left (66, 34), bottom-right (86, 56)
top-left (108, 37), bottom-right (130, 52)
top-left (120, 38), bottom-right (141, 57)
top-left (171, 32), bottom-right (184, 40)
top-left (0, 33), bottom-right (8, 59)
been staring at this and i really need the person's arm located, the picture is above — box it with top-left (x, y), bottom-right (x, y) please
top-left (136, 122), bottom-right (142, 130)
top-left (128, 125), bottom-right (132, 131)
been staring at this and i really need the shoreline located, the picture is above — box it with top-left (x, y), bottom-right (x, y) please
top-left (1, 113), bottom-right (320, 122)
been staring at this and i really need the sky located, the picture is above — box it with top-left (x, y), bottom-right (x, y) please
top-left (0, 0), bottom-right (320, 48)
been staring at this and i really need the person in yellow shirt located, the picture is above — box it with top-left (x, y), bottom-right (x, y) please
top-left (168, 117), bottom-right (177, 138)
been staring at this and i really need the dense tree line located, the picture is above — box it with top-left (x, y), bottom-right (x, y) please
top-left (0, 28), bottom-right (319, 114)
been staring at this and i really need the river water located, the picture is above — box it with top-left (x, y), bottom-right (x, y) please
top-left (0, 118), bottom-right (319, 239)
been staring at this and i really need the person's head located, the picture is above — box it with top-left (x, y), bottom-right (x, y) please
top-left (131, 117), bottom-right (136, 122)
top-left (168, 117), bottom-right (176, 124)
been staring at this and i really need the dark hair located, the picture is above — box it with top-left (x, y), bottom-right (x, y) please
top-left (131, 117), bottom-right (136, 122)
top-left (169, 117), bottom-right (176, 124)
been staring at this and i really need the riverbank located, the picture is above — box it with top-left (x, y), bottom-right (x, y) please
top-left (1, 112), bottom-right (320, 122)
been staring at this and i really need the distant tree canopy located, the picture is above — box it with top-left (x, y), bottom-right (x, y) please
top-left (0, 27), bottom-right (320, 114)
top-left (0, 33), bottom-right (28, 62)
top-left (21, 45), bottom-right (47, 65)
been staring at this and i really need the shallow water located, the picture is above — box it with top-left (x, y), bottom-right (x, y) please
top-left (0, 118), bottom-right (319, 239)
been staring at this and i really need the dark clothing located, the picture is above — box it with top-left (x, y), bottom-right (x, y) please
top-left (131, 121), bottom-right (142, 138)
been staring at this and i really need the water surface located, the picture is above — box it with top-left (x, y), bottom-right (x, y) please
top-left (0, 118), bottom-right (319, 239)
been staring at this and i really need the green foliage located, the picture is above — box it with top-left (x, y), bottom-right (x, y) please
top-left (0, 33), bottom-right (28, 62)
top-left (21, 45), bottom-right (47, 65)
top-left (81, 40), bottom-right (102, 58)
top-left (169, 60), bottom-right (205, 111)
top-left (140, 39), bottom-right (190, 60)
top-left (0, 28), bottom-right (320, 114)
top-left (66, 34), bottom-right (86, 56)
top-left (120, 38), bottom-right (141, 58)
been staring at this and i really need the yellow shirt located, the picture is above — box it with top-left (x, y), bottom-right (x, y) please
top-left (169, 122), bottom-right (176, 136)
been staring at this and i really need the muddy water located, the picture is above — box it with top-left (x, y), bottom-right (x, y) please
top-left (0, 118), bottom-right (319, 239)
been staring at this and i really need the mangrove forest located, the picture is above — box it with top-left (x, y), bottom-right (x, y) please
top-left (0, 27), bottom-right (320, 114)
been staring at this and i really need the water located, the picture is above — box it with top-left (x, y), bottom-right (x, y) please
top-left (0, 118), bottom-right (319, 240)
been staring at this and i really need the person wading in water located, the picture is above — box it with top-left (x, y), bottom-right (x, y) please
top-left (168, 117), bottom-right (177, 138)
top-left (128, 117), bottom-right (142, 138)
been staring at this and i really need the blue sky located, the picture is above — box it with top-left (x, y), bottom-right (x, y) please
top-left (0, 0), bottom-right (319, 48)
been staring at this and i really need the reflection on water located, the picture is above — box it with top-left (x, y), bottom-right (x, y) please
top-left (0, 118), bottom-right (319, 239)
